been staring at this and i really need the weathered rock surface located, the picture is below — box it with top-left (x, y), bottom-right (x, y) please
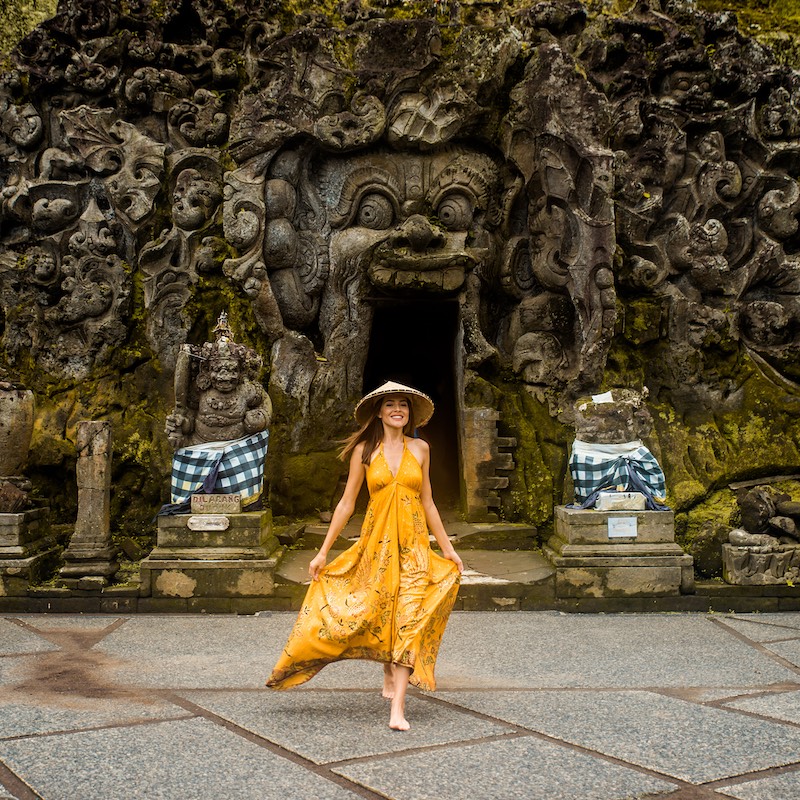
top-left (0, 0), bottom-right (799, 554)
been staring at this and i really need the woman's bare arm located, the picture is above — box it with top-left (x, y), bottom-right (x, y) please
top-left (309, 444), bottom-right (367, 579)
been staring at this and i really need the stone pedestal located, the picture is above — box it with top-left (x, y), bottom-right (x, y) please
top-left (59, 421), bottom-right (118, 587)
top-left (139, 510), bottom-right (281, 599)
top-left (545, 506), bottom-right (694, 598)
top-left (0, 508), bottom-right (59, 595)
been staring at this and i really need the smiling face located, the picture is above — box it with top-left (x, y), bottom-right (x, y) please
top-left (377, 395), bottom-right (410, 430)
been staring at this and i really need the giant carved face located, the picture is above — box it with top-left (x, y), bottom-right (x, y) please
top-left (317, 147), bottom-right (505, 293)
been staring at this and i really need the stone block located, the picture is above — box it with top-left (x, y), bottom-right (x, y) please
top-left (100, 597), bottom-right (138, 613)
top-left (555, 565), bottom-right (685, 598)
top-left (187, 597), bottom-right (233, 614)
top-left (153, 510), bottom-right (276, 557)
top-left (140, 558), bottom-right (281, 599)
top-left (0, 546), bottom-right (60, 596)
top-left (0, 507), bottom-right (50, 551)
top-left (191, 494), bottom-right (242, 514)
top-left (555, 506), bottom-right (675, 545)
top-left (594, 492), bottom-right (646, 511)
top-left (722, 542), bottom-right (800, 585)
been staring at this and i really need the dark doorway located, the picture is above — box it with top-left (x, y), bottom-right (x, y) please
top-left (363, 300), bottom-right (460, 509)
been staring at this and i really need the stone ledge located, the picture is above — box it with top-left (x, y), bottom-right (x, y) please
top-left (2, 566), bottom-right (796, 614)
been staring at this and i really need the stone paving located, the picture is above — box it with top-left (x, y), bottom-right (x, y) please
top-left (0, 611), bottom-right (799, 799)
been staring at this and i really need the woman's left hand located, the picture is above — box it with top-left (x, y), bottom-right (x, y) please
top-left (444, 550), bottom-right (464, 573)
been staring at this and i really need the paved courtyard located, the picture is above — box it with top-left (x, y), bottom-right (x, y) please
top-left (0, 611), bottom-right (799, 799)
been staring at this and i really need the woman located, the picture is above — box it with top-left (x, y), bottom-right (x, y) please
top-left (265, 380), bottom-right (463, 731)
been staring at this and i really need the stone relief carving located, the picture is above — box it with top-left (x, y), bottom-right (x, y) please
top-left (1, 0), bottom-right (800, 523)
top-left (140, 149), bottom-right (226, 363)
top-left (723, 486), bottom-right (800, 585)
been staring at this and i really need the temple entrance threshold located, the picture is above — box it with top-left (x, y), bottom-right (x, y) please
top-left (363, 299), bottom-right (461, 511)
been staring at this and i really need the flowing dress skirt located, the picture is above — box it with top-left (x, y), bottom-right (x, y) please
top-left (266, 444), bottom-right (460, 691)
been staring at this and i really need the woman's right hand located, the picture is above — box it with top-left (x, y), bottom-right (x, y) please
top-left (309, 552), bottom-right (327, 581)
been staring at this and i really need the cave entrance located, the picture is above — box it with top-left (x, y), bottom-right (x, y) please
top-left (363, 299), bottom-right (461, 511)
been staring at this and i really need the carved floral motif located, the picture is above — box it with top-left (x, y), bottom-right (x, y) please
top-left (2, 0), bottom-right (800, 520)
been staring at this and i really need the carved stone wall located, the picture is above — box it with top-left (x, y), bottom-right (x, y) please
top-left (1, 0), bottom-right (800, 535)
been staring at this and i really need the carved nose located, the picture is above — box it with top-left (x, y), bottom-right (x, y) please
top-left (391, 214), bottom-right (444, 251)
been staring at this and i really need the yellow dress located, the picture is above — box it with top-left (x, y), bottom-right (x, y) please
top-left (266, 441), bottom-right (460, 691)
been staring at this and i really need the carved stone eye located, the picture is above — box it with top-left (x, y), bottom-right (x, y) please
top-left (356, 193), bottom-right (394, 229)
top-left (436, 192), bottom-right (473, 230)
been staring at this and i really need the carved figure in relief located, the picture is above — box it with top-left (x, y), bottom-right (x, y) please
top-left (723, 485), bottom-right (800, 585)
top-left (139, 152), bottom-right (226, 364)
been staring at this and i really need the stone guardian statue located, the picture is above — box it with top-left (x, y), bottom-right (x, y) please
top-left (162, 312), bottom-right (272, 513)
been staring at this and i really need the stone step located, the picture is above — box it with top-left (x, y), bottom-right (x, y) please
top-left (272, 547), bottom-right (557, 611)
top-left (300, 517), bottom-right (538, 551)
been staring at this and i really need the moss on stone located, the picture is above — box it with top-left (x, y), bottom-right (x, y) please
top-left (696, 0), bottom-right (800, 68)
top-left (494, 380), bottom-right (573, 527)
top-left (268, 450), bottom-right (345, 517)
top-left (675, 487), bottom-right (740, 547)
top-left (0, 0), bottom-right (58, 56)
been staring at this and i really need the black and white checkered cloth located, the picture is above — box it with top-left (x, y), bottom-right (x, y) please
top-left (569, 440), bottom-right (666, 506)
top-left (169, 430), bottom-right (269, 505)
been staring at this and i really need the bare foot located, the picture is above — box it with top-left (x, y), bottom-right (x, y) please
top-left (389, 697), bottom-right (410, 731)
top-left (382, 664), bottom-right (395, 699)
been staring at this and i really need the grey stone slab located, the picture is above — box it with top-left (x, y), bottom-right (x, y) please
top-left (97, 615), bottom-right (296, 688)
top-left (460, 550), bottom-right (554, 583)
top-left (0, 716), bottom-right (360, 800)
top-left (720, 770), bottom-right (800, 800)
top-left (724, 689), bottom-right (800, 725)
top-left (275, 548), bottom-right (316, 583)
top-left (0, 619), bottom-right (56, 655)
top-left (763, 639), bottom-right (800, 669)
top-left (181, 689), bottom-right (513, 763)
top-left (434, 612), bottom-right (799, 689)
top-left (722, 614), bottom-right (800, 642)
top-left (101, 614), bottom-right (441, 692)
top-left (97, 612), bottom-right (800, 692)
top-left (440, 689), bottom-right (800, 783)
top-left (0, 656), bottom-right (36, 688)
top-left (0, 697), bottom-right (187, 739)
top-left (334, 735), bottom-right (676, 800)
top-left (16, 615), bottom-right (122, 632)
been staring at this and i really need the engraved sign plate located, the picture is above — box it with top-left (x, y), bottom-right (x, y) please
top-left (191, 494), bottom-right (241, 514)
top-left (608, 516), bottom-right (638, 538)
top-left (187, 514), bottom-right (230, 532)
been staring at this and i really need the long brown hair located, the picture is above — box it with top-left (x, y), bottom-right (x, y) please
top-left (339, 394), bottom-right (418, 464)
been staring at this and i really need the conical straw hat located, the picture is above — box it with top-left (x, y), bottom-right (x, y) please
top-left (354, 380), bottom-right (434, 427)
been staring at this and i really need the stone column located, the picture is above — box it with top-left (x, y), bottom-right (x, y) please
top-left (59, 421), bottom-right (118, 589)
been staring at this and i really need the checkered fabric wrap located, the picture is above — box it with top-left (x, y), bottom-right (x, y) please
top-left (569, 441), bottom-right (666, 504)
top-left (170, 430), bottom-right (269, 505)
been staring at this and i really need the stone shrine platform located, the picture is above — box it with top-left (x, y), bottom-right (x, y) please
top-left (139, 510), bottom-right (281, 602)
top-left (545, 506), bottom-right (695, 599)
top-left (0, 512), bottom-right (798, 613)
